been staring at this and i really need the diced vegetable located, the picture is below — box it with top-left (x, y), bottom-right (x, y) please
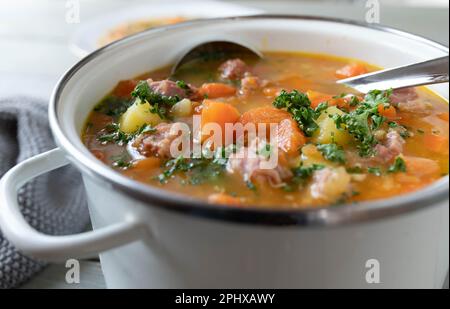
top-left (300, 144), bottom-right (329, 167)
top-left (239, 107), bottom-right (306, 154)
top-left (120, 100), bottom-right (163, 133)
top-left (335, 63), bottom-right (368, 79)
top-left (201, 100), bottom-right (240, 143)
top-left (423, 134), bottom-right (449, 155)
top-left (198, 83), bottom-right (236, 99)
top-left (133, 157), bottom-right (162, 170)
top-left (377, 104), bottom-right (397, 120)
top-left (312, 106), bottom-right (352, 146)
top-left (306, 90), bottom-right (333, 109)
top-left (277, 118), bottom-right (306, 155)
top-left (438, 112), bottom-right (449, 122)
top-left (310, 167), bottom-right (351, 203)
top-left (170, 99), bottom-right (193, 117)
top-left (240, 107), bottom-right (292, 127)
top-left (403, 156), bottom-right (441, 178)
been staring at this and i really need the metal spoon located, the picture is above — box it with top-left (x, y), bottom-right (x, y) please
top-left (337, 56), bottom-right (449, 93)
top-left (171, 41), bottom-right (263, 75)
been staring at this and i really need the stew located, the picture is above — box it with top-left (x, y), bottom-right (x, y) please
top-left (82, 51), bottom-right (449, 208)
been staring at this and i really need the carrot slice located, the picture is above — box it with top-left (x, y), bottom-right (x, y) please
top-left (277, 118), bottom-right (307, 155)
top-left (208, 193), bottom-right (241, 206)
top-left (335, 63), bottom-right (368, 79)
top-left (240, 107), bottom-right (306, 155)
top-left (403, 156), bottom-right (441, 178)
top-left (133, 157), bottom-right (162, 170)
top-left (377, 104), bottom-right (397, 120)
top-left (201, 100), bottom-right (240, 144)
top-left (198, 83), bottom-right (236, 99)
top-left (423, 134), bottom-right (449, 155)
top-left (123, 157), bottom-right (162, 178)
top-left (306, 90), bottom-right (333, 109)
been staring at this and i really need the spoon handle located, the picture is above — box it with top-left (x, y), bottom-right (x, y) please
top-left (337, 56), bottom-right (449, 93)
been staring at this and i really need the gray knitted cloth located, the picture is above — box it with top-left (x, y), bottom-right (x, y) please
top-left (0, 97), bottom-right (89, 289)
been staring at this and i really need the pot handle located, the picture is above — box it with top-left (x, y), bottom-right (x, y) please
top-left (0, 148), bottom-right (146, 261)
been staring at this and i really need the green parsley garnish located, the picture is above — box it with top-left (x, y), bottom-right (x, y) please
top-left (367, 167), bottom-right (382, 176)
top-left (131, 80), bottom-right (181, 119)
top-left (94, 95), bottom-right (133, 118)
top-left (317, 143), bottom-right (346, 164)
top-left (388, 156), bottom-right (407, 173)
top-left (97, 123), bottom-right (155, 146)
top-left (273, 90), bottom-right (325, 137)
top-left (157, 146), bottom-right (234, 185)
top-left (332, 89), bottom-right (393, 157)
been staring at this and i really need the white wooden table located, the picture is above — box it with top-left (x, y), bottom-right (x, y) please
top-left (1, 0), bottom-right (448, 289)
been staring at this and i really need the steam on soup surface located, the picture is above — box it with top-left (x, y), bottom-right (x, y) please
top-left (82, 52), bottom-right (449, 208)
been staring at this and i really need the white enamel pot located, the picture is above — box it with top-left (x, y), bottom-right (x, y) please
top-left (0, 16), bottom-right (448, 289)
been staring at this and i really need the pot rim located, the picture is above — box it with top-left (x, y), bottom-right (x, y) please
top-left (49, 15), bottom-right (449, 227)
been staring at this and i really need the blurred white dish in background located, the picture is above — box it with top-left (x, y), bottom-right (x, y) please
top-left (69, 0), bottom-right (262, 58)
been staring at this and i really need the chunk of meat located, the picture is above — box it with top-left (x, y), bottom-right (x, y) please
top-left (374, 130), bottom-right (405, 163)
top-left (390, 88), bottom-right (419, 104)
top-left (133, 122), bottom-right (185, 158)
top-left (310, 167), bottom-right (352, 203)
top-left (147, 79), bottom-right (199, 100)
top-left (218, 58), bottom-right (249, 80)
top-left (208, 193), bottom-right (242, 206)
top-left (390, 88), bottom-right (432, 114)
top-left (226, 139), bottom-right (293, 188)
top-left (240, 74), bottom-right (268, 96)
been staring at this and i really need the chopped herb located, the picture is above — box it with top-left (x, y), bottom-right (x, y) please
top-left (292, 164), bottom-right (325, 182)
top-left (388, 121), bottom-right (399, 128)
top-left (368, 167), bottom-right (382, 176)
top-left (176, 80), bottom-right (192, 96)
top-left (157, 147), bottom-right (232, 185)
top-left (273, 90), bottom-right (322, 137)
top-left (94, 95), bottom-right (133, 118)
top-left (417, 129), bottom-right (425, 134)
top-left (317, 143), bottom-right (346, 164)
top-left (315, 102), bottom-right (329, 114)
top-left (388, 156), bottom-right (407, 173)
top-left (131, 80), bottom-right (180, 119)
top-left (176, 80), bottom-right (189, 90)
top-left (258, 143), bottom-right (273, 159)
top-left (332, 89), bottom-right (393, 157)
top-left (97, 123), bottom-right (155, 146)
top-left (246, 180), bottom-right (257, 191)
top-left (97, 123), bottom-right (132, 145)
top-left (112, 159), bottom-right (132, 169)
top-left (400, 130), bottom-right (411, 139)
top-left (346, 166), bottom-right (364, 174)
top-left (110, 152), bottom-right (133, 169)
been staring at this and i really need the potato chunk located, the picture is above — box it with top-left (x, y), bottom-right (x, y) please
top-left (120, 100), bottom-right (163, 133)
top-left (312, 106), bottom-right (351, 146)
top-left (170, 98), bottom-right (193, 117)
